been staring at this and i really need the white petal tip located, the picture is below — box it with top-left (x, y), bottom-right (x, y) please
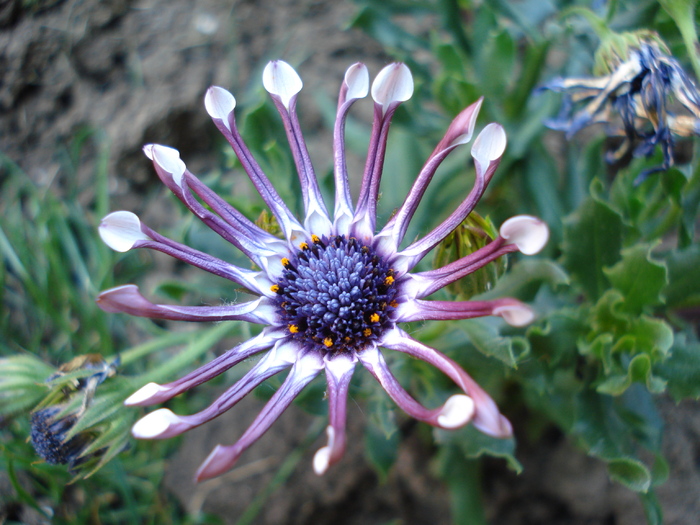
top-left (437, 394), bottom-right (475, 429)
top-left (344, 63), bottom-right (370, 100)
top-left (99, 211), bottom-right (150, 252)
top-left (500, 215), bottom-right (549, 255)
top-left (313, 446), bottom-right (331, 475)
top-left (494, 303), bottom-right (536, 327)
top-left (124, 382), bottom-right (170, 406)
top-left (471, 123), bottom-right (507, 165)
top-left (371, 62), bottom-right (414, 109)
top-left (262, 60), bottom-right (303, 110)
top-left (131, 408), bottom-right (181, 439)
top-left (204, 86), bottom-right (236, 131)
top-left (151, 144), bottom-right (186, 187)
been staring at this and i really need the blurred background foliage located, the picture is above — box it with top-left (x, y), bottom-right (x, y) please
top-left (2, 0), bottom-right (700, 523)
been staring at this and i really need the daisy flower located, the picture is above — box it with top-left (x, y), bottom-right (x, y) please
top-left (97, 60), bottom-right (548, 481)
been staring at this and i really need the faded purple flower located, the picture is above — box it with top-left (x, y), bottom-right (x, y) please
top-left (98, 61), bottom-right (548, 481)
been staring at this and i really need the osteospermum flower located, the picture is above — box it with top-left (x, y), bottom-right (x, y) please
top-left (97, 60), bottom-right (548, 481)
top-left (542, 36), bottom-right (700, 174)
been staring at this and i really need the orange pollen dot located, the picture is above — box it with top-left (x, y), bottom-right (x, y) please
top-left (299, 242), bottom-right (309, 250)
top-left (270, 284), bottom-right (280, 293)
top-left (311, 234), bottom-right (321, 243)
top-left (363, 328), bottom-right (372, 337)
top-left (323, 337), bottom-right (333, 348)
top-left (384, 276), bottom-right (395, 285)
top-left (281, 258), bottom-right (290, 267)
top-left (390, 300), bottom-right (399, 308)
top-left (370, 313), bottom-right (380, 323)
top-left (288, 324), bottom-right (299, 334)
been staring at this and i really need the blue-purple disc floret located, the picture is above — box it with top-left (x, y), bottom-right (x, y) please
top-left (274, 235), bottom-right (398, 353)
top-left (96, 59), bottom-right (550, 481)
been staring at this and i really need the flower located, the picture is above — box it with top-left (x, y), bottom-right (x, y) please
top-left (30, 354), bottom-right (119, 473)
top-left (542, 36), bottom-right (700, 176)
top-left (98, 60), bottom-right (548, 481)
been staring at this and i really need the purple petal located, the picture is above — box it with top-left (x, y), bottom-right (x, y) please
top-left (357, 346), bottom-right (475, 429)
top-left (333, 63), bottom-right (369, 234)
top-left (396, 297), bottom-right (534, 326)
top-left (313, 353), bottom-right (356, 475)
top-left (204, 87), bottom-right (304, 243)
top-left (352, 64), bottom-right (414, 239)
top-left (131, 341), bottom-right (300, 439)
top-left (397, 123), bottom-right (507, 270)
top-left (263, 61), bottom-right (331, 235)
top-left (379, 98), bottom-right (484, 249)
top-left (381, 328), bottom-right (512, 438)
top-left (96, 284), bottom-right (277, 325)
top-left (195, 350), bottom-right (324, 481)
top-left (124, 328), bottom-right (284, 406)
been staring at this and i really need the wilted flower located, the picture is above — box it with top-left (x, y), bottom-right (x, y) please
top-left (542, 36), bottom-right (700, 174)
top-left (30, 355), bottom-right (118, 472)
top-left (98, 60), bottom-right (548, 481)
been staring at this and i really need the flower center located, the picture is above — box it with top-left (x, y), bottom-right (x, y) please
top-left (273, 235), bottom-right (398, 354)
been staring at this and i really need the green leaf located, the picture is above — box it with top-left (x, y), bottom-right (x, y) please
top-left (655, 332), bottom-right (700, 400)
top-left (435, 424), bottom-right (522, 474)
top-left (607, 457), bottom-right (652, 492)
top-left (664, 243), bottom-right (700, 308)
top-left (457, 318), bottom-right (530, 367)
top-left (476, 258), bottom-right (570, 302)
top-left (364, 406), bottom-right (400, 483)
top-left (561, 189), bottom-right (624, 301)
top-left (604, 244), bottom-right (668, 314)
top-left (596, 354), bottom-right (667, 396)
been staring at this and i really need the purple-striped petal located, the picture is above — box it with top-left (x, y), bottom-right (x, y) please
top-left (378, 98), bottom-right (484, 251)
top-left (381, 328), bottom-right (512, 438)
top-left (333, 63), bottom-right (370, 234)
top-left (313, 353), bottom-right (357, 475)
top-left (396, 123), bottom-right (507, 271)
top-left (124, 328), bottom-right (285, 406)
top-left (352, 63), bottom-right (414, 239)
top-left (395, 297), bottom-right (534, 326)
top-left (203, 86), bottom-right (305, 243)
top-left (99, 211), bottom-right (267, 295)
top-left (131, 341), bottom-right (300, 439)
top-left (357, 346), bottom-right (475, 429)
top-left (263, 61), bottom-right (332, 236)
top-left (195, 350), bottom-right (324, 481)
top-left (96, 284), bottom-right (277, 325)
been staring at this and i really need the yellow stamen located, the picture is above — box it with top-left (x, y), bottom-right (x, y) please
top-left (370, 313), bottom-right (380, 323)
top-left (288, 324), bottom-right (299, 334)
top-left (390, 300), bottom-right (399, 308)
top-left (299, 242), bottom-right (309, 250)
top-left (363, 328), bottom-right (372, 337)
top-left (270, 284), bottom-right (280, 293)
top-left (281, 257), bottom-right (290, 267)
top-left (384, 275), bottom-right (395, 285)
top-left (311, 234), bottom-right (321, 243)
top-left (323, 337), bottom-right (333, 348)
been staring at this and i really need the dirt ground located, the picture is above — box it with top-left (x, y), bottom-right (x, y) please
top-left (2, 0), bottom-right (700, 523)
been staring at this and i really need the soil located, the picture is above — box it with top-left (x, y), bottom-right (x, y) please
top-left (2, 1), bottom-right (699, 524)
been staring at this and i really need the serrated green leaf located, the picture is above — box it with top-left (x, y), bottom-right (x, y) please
top-left (655, 332), bottom-right (700, 400)
top-left (604, 244), bottom-right (667, 314)
top-left (664, 243), bottom-right (700, 308)
top-left (435, 425), bottom-right (522, 474)
top-left (561, 191), bottom-right (624, 301)
top-left (457, 318), bottom-right (530, 367)
top-left (607, 457), bottom-right (652, 492)
top-left (596, 354), bottom-right (667, 396)
top-left (477, 258), bottom-right (570, 302)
